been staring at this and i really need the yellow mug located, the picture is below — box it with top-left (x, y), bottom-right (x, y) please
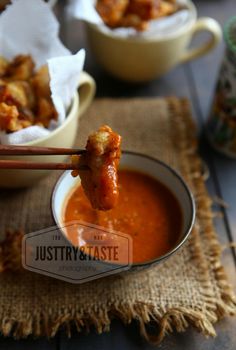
top-left (0, 71), bottom-right (96, 188)
top-left (85, 0), bottom-right (222, 82)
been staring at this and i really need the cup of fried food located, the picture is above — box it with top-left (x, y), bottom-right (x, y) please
top-left (0, 0), bottom-right (96, 188)
top-left (69, 0), bottom-right (222, 82)
top-left (0, 54), bottom-right (95, 188)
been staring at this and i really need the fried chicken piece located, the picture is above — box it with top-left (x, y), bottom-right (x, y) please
top-left (96, 0), bottom-right (178, 31)
top-left (96, 0), bottom-right (129, 27)
top-left (31, 65), bottom-right (51, 99)
top-left (0, 102), bottom-right (19, 132)
top-left (72, 125), bottom-right (122, 211)
top-left (31, 65), bottom-right (58, 126)
top-left (0, 55), bottom-right (58, 133)
top-left (0, 81), bottom-right (29, 108)
top-left (0, 102), bottom-right (33, 132)
top-left (158, 0), bottom-right (178, 17)
top-left (19, 81), bottom-right (36, 109)
top-left (6, 55), bottom-right (35, 81)
top-left (0, 56), bottom-right (9, 77)
top-left (35, 97), bottom-right (57, 127)
top-left (0, 80), bottom-right (35, 131)
top-left (127, 0), bottom-right (160, 21)
top-left (121, 0), bottom-right (177, 30)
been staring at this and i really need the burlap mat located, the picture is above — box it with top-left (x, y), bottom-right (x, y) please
top-left (0, 97), bottom-right (235, 343)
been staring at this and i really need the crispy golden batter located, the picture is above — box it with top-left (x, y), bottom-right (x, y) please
top-left (31, 65), bottom-right (51, 99)
top-left (36, 97), bottom-right (58, 127)
top-left (158, 0), bottom-right (178, 17)
top-left (96, 0), bottom-right (179, 31)
top-left (72, 125), bottom-right (122, 211)
top-left (126, 0), bottom-right (160, 20)
top-left (19, 81), bottom-right (36, 109)
top-left (6, 55), bottom-right (35, 81)
top-left (0, 81), bottom-right (29, 107)
top-left (96, 0), bottom-right (129, 28)
top-left (31, 65), bottom-right (57, 127)
top-left (0, 102), bottom-right (33, 132)
top-left (0, 102), bottom-right (20, 132)
top-left (0, 55), bottom-right (58, 134)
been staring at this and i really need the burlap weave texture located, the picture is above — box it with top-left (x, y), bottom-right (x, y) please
top-left (0, 98), bottom-right (235, 343)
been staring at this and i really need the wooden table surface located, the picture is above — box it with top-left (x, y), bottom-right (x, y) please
top-left (1, 0), bottom-right (236, 348)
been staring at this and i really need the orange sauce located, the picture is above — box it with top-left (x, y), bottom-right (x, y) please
top-left (63, 169), bottom-right (182, 264)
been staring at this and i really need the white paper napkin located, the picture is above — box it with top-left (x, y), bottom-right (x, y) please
top-left (67, 0), bottom-right (193, 38)
top-left (0, 0), bottom-right (86, 144)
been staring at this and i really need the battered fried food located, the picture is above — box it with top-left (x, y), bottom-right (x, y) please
top-left (0, 102), bottom-right (33, 132)
top-left (36, 97), bottom-right (58, 127)
top-left (31, 65), bottom-right (51, 99)
top-left (72, 125), bottom-right (122, 211)
top-left (0, 102), bottom-right (20, 132)
top-left (126, 0), bottom-right (160, 21)
top-left (31, 65), bottom-right (58, 127)
top-left (96, 0), bottom-right (129, 28)
top-left (6, 55), bottom-right (35, 81)
top-left (0, 80), bottom-right (34, 109)
top-left (96, 0), bottom-right (179, 31)
top-left (0, 55), bottom-right (57, 134)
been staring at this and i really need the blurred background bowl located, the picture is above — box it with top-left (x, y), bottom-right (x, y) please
top-left (85, 0), bottom-right (221, 82)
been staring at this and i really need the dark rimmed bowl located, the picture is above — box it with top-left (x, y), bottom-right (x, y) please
top-left (51, 151), bottom-right (196, 272)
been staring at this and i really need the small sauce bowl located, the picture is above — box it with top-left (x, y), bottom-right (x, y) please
top-left (51, 151), bottom-right (195, 272)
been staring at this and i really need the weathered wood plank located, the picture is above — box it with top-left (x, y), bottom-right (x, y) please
top-left (60, 317), bottom-right (236, 350)
top-left (0, 337), bottom-right (58, 350)
top-left (189, 0), bottom-right (236, 246)
top-left (211, 150), bottom-right (236, 243)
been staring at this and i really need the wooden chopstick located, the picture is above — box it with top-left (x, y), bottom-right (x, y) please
top-left (0, 160), bottom-right (88, 171)
top-left (0, 145), bottom-right (86, 156)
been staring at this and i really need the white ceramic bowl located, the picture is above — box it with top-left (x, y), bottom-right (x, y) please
top-left (52, 151), bottom-right (195, 270)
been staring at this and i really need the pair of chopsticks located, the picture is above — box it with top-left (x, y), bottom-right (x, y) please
top-left (0, 145), bottom-right (87, 171)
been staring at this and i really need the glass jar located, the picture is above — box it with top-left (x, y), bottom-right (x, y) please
top-left (207, 16), bottom-right (236, 159)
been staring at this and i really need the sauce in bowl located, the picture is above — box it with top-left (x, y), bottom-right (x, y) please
top-left (63, 169), bottom-right (183, 264)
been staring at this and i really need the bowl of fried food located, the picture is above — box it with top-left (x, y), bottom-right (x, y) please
top-left (85, 0), bottom-right (221, 82)
top-left (0, 55), bottom-right (96, 188)
top-left (52, 125), bottom-right (195, 273)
